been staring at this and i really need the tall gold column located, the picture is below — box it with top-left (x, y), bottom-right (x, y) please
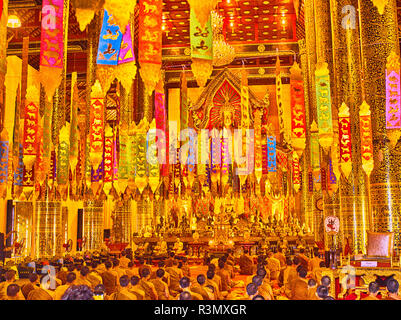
top-left (360, 0), bottom-right (401, 253)
top-left (330, 0), bottom-right (369, 253)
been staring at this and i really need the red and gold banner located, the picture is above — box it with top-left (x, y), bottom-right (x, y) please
top-left (22, 86), bottom-right (39, 170)
top-left (89, 80), bottom-right (104, 170)
top-left (276, 58), bottom-right (285, 138)
top-left (292, 152), bottom-right (301, 193)
top-left (290, 62), bottom-right (306, 156)
top-left (103, 124), bottom-right (114, 195)
top-left (338, 103), bottom-right (352, 179)
top-left (359, 101), bottom-right (374, 177)
top-left (155, 80), bottom-right (168, 177)
top-left (39, 0), bottom-right (64, 99)
top-left (138, 0), bottom-right (162, 95)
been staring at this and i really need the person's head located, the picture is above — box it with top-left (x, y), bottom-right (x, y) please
top-left (178, 261), bottom-right (183, 268)
top-left (66, 272), bottom-right (77, 284)
top-left (67, 264), bottom-right (75, 272)
top-left (387, 278), bottom-right (399, 294)
top-left (292, 256), bottom-right (300, 266)
top-left (105, 261), bottom-right (112, 270)
top-left (28, 273), bottom-right (39, 284)
top-left (208, 263), bottom-right (216, 272)
top-left (277, 247), bottom-right (283, 253)
top-left (316, 285), bottom-right (329, 299)
top-left (7, 284), bottom-right (20, 298)
top-left (256, 267), bottom-right (267, 279)
top-left (80, 266), bottom-right (90, 277)
top-left (298, 267), bottom-right (307, 279)
top-left (246, 283), bottom-right (258, 297)
top-left (158, 260), bottom-right (165, 268)
top-left (91, 261), bottom-right (98, 270)
top-left (140, 267), bottom-right (150, 279)
top-left (252, 275), bottom-right (263, 287)
top-left (128, 261), bottom-right (134, 269)
top-left (368, 281), bottom-right (380, 296)
top-left (121, 251), bottom-right (126, 257)
top-left (308, 279), bottom-right (317, 288)
top-left (138, 258), bottom-right (145, 265)
top-left (112, 259), bottom-right (119, 268)
top-left (324, 296), bottom-right (335, 300)
top-left (94, 284), bottom-right (105, 296)
top-left (156, 269), bottom-right (165, 279)
top-left (267, 251), bottom-right (273, 258)
top-left (5, 270), bottom-right (16, 282)
top-left (252, 295), bottom-right (265, 300)
top-left (61, 285), bottom-right (94, 300)
top-left (319, 261), bottom-right (326, 268)
top-left (197, 274), bottom-right (206, 286)
top-left (206, 270), bottom-right (215, 280)
top-left (179, 276), bottom-right (191, 289)
top-left (179, 291), bottom-right (192, 300)
top-left (119, 275), bottom-right (130, 288)
top-left (218, 260), bottom-right (225, 269)
top-left (321, 275), bottom-right (331, 287)
top-left (131, 276), bottom-right (140, 286)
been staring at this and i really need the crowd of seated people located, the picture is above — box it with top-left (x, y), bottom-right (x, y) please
top-left (0, 247), bottom-right (400, 300)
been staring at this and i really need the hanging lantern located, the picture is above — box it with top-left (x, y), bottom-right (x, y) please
top-left (338, 103), bottom-right (352, 179)
top-left (385, 51), bottom-right (401, 147)
top-left (89, 80), bottom-right (104, 171)
top-left (72, 0), bottom-right (104, 32)
top-left (190, 8), bottom-right (213, 87)
top-left (39, 0), bottom-right (65, 100)
top-left (22, 86), bottom-right (39, 170)
top-left (359, 101), bottom-right (374, 177)
top-left (315, 62), bottom-right (334, 153)
top-left (0, 128), bottom-right (9, 198)
top-left (290, 62), bottom-right (306, 156)
top-left (138, 0), bottom-right (162, 95)
top-left (103, 124), bottom-right (114, 196)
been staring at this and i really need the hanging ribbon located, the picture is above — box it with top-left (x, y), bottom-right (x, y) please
top-left (135, 119), bottom-right (149, 193)
top-left (221, 128), bottom-right (231, 188)
top-left (292, 152), bottom-right (301, 193)
top-left (22, 86), bottom-right (39, 170)
top-left (276, 149), bottom-right (288, 172)
top-left (181, 71), bottom-right (188, 131)
top-left (89, 80), bottom-right (104, 171)
top-left (69, 72), bottom-right (79, 175)
top-left (35, 119), bottom-right (46, 186)
top-left (128, 124), bottom-right (137, 191)
top-left (197, 130), bottom-right (207, 187)
top-left (290, 62), bottom-right (306, 156)
top-left (138, 0), bottom-right (162, 95)
top-left (267, 135), bottom-right (277, 172)
top-left (155, 81), bottom-right (168, 177)
top-left (118, 124), bottom-right (130, 193)
top-left (148, 119), bottom-right (160, 193)
top-left (254, 110), bottom-right (263, 184)
top-left (91, 160), bottom-right (103, 196)
top-left (310, 121), bottom-right (321, 191)
top-left (113, 131), bottom-right (119, 193)
top-left (48, 148), bottom-right (56, 190)
top-left (359, 101), bottom-right (374, 177)
top-left (330, 127), bottom-right (340, 194)
top-left (338, 103), bottom-right (352, 179)
top-left (57, 124), bottom-right (70, 194)
top-left (385, 51), bottom-right (401, 147)
top-left (39, 0), bottom-right (64, 100)
top-left (276, 57), bottom-right (286, 140)
top-left (327, 158), bottom-right (337, 196)
top-left (0, 128), bottom-right (9, 197)
top-left (315, 62), bottom-right (334, 153)
top-left (210, 130), bottom-right (221, 190)
top-left (42, 98), bottom-right (53, 180)
top-left (103, 124), bottom-right (114, 195)
top-left (13, 144), bottom-right (24, 195)
top-left (190, 8), bottom-right (213, 87)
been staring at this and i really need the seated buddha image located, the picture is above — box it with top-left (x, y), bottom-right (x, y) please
top-left (173, 237), bottom-right (184, 254)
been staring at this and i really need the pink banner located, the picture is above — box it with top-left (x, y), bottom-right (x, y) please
top-left (118, 24), bottom-right (135, 65)
top-left (40, 0), bottom-right (64, 69)
top-left (155, 91), bottom-right (168, 176)
top-left (386, 69), bottom-right (401, 129)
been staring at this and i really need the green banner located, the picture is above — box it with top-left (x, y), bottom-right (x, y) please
top-left (190, 9), bottom-right (213, 60)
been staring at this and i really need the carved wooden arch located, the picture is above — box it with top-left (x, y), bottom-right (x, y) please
top-left (189, 68), bottom-right (267, 130)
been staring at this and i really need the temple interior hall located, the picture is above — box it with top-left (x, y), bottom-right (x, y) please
top-left (0, 0), bottom-right (401, 301)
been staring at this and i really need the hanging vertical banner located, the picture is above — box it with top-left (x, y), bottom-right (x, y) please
top-left (308, 170), bottom-right (313, 194)
top-left (155, 81), bottom-right (168, 177)
top-left (57, 124), bottom-right (70, 191)
top-left (135, 119), bottom-right (149, 193)
top-left (290, 62), bottom-right (306, 156)
top-left (254, 110), bottom-right (263, 184)
top-left (22, 86), bottom-right (40, 170)
top-left (128, 126), bottom-right (136, 191)
top-left (118, 124), bottom-right (129, 193)
top-left (103, 125), bottom-right (114, 195)
top-left (359, 101), bottom-right (374, 177)
top-left (48, 148), bottom-right (56, 189)
top-left (276, 149), bottom-right (288, 172)
top-left (327, 158), bottom-right (337, 195)
top-left (197, 130), bottom-right (207, 186)
top-left (181, 71), bottom-right (188, 131)
top-left (14, 144), bottom-right (24, 188)
top-left (292, 152), bottom-right (301, 193)
top-left (89, 80), bottom-right (104, 170)
top-left (210, 130), bottom-right (221, 189)
top-left (69, 72), bottom-right (79, 174)
top-left (338, 103), bottom-right (352, 179)
top-left (13, 85), bottom-right (21, 174)
top-left (118, 23), bottom-right (135, 64)
top-left (138, 0), bottom-right (162, 95)
top-left (0, 128), bottom-right (9, 197)
top-left (315, 62), bottom-right (334, 152)
top-left (241, 69), bottom-right (250, 128)
top-left (42, 98), bottom-right (53, 177)
top-left (310, 121), bottom-right (321, 191)
top-left (190, 8), bottom-right (213, 87)
top-left (113, 132), bottom-right (119, 189)
top-left (385, 51), bottom-right (401, 147)
top-left (116, 23), bottom-right (137, 91)
top-left (39, 0), bottom-right (64, 99)
top-left (148, 119), bottom-right (160, 193)
top-left (276, 58), bottom-right (286, 138)
top-left (35, 120), bottom-right (46, 186)
top-left (96, 10), bottom-right (123, 66)
top-left (267, 135), bottom-right (277, 172)
top-left (221, 128), bottom-right (231, 188)
top-left (262, 137), bottom-right (268, 175)
top-left (321, 168), bottom-right (327, 192)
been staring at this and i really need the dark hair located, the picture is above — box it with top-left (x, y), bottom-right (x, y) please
top-left (7, 284), bottom-right (20, 297)
top-left (5, 270), bottom-right (16, 281)
top-left (156, 269), bottom-right (165, 278)
top-left (140, 268), bottom-right (150, 278)
top-left (246, 283), bottom-right (258, 296)
top-left (121, 251), bottom-right (126, 257)
top-left (158, 260), bottom-right (165, 268)
top-left (119, 275), bottom-right (130, 287)
top-left (80, 266), bottom-right (90, 277)
top-left (308, 279), bottom-right (317, 287)
top-left (131, 276), bottom-right (140, 286)
top-left (218, 260), bottom-right (225, 269)
top-left (138, 258), bottom-right (145, 265)
top-left (387, 278), bottom-right (399, 294)
top-left (206, 270), bottom-right (215, 280)
top-left (105, 261), bottom-right (112, 269)
top-left (29, 273), bottom-right (38, 283)
top-left (208, 263), bottom-right (216, 272)
top-left (244, 249), bottom-right (249, 254)
top-left (321, 276), bottom-right (331, 287)
top-left (66, 272), bottom-right (77, 284)
top-left (91, 261), bottom-right (98, 269)
top-left (313, 248), bottom-right (320, 257)
top-left (178, 261), bottom-right (183, 268)
top-left (128, 262), bottom-right (134, 268)
top-left (61, 285), bottom-right (94, 300)
top-left (298, 267), bottom-right (307, 278)
top-left (94, 284), bottom-right (105, 295)
top-left (252, 276), bottom-right (263, 287)
top-left (67, 264), bottom-right (75, 272)
top-left (179, 277), bottom-right (190, 289)
top-left (197, 274), bottom-right (206, 285)
top-left (292, 257), bottom-right (300, 265)
top-left (179, 291), bottom-right (192, 300)
top-left (256, 268), bottom-right (267, 278)
top-left (324, 296), bottom-right (335, 300)
top-left (286, 257), bottom-right (293, 266)
top-left (112, 259), bottom-right (119, 267)
top-left (206, 285), bottom-right (214, 293)
top-left (252, 295), bottom-right (265, 300)
top-left (368, 281), bottom-right (380, 294)
top-left (316, 285), bottom-right (329, 299)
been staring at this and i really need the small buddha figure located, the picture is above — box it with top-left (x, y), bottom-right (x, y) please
top-left (173, 237), bottom-right (184, 254)
top-left (155, 240), bottom-right (168, 256)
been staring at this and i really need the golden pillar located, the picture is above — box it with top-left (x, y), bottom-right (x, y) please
top-left (83, 200), bottom-right (104, 251)
top-left (360, 0), bottom-right (401, 253)
top-left (330, 0), bottom-right (369, 253)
